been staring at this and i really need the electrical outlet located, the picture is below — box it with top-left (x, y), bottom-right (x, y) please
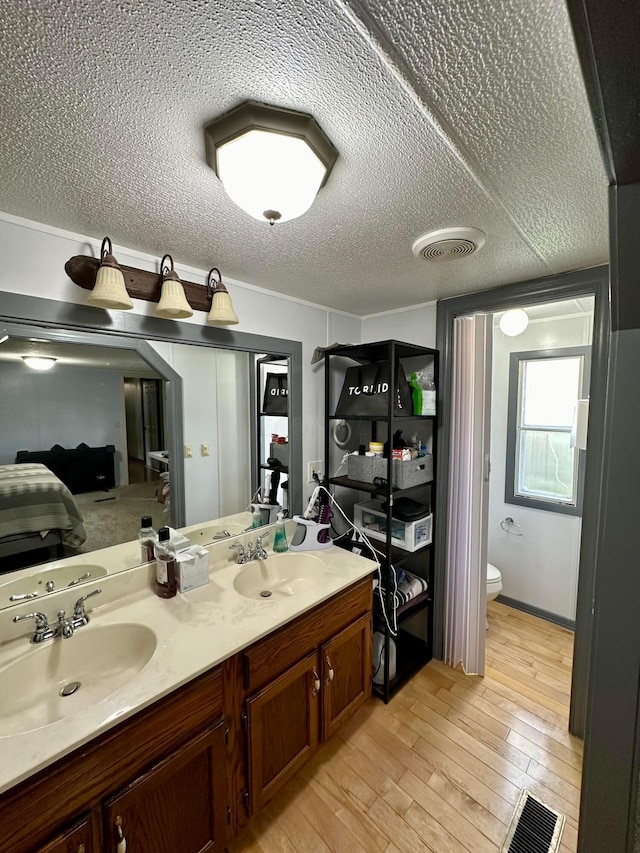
top-left (307, 460), bottom-right (323, 483)
top-left (200, 443), bottom-right (210, 457)
top-left (184, 443), bottom-right (193, 458)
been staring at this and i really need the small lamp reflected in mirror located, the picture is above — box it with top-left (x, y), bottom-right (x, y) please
top-left (155, 254), bottom-right (193, 319)
top-left (88, 238), bottom-right (133, 310)
top-left (206, 268), bottom-right (239, 326)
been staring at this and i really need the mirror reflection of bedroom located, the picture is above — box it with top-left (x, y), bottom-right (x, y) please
top-left (0, 339), bottom-right (169, 575)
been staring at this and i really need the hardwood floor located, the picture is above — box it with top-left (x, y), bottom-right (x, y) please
top-left (227, 600), bottom-right (582, 853)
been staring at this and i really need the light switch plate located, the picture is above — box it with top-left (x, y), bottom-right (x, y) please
top-left (184, 444), bottom-right (193, 458)
top-left (200, 443), bottom-right (210, 457)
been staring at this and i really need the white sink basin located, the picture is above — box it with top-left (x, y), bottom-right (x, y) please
top-left (233, 554), bottom-right (326, 600)
top-left (184, 523), bottom-right (247, 545)
top-left (0, 564), bottom-right (108, 604)
top-left (0, 623), bottom-right (157, 736)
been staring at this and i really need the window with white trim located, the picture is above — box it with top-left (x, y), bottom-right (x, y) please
top-left (505, 347), bottom-right (590, 516)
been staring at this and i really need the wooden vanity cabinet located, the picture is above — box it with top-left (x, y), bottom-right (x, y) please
top-left (242, 577), bottom-right (373, 815)
top-left (35, 816), bottom-right (94, 853)
top-left (103, 723), bottom-right (228, 853)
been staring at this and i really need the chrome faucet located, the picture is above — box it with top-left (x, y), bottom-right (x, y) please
top-left (12, 588), bottom-right (102, 643)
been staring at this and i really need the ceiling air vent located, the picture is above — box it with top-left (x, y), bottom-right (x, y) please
top-left (412, 227), bottom-right (486, 262)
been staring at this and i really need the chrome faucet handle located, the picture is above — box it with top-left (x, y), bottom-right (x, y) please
top-left (73, 587), bottom-right (102, 620)
top-left (229, 542), bottom-right (246, 563)
top-left (13, 611), bottom-right (52, 643)
top-left (9, 592), bottom-right (39, 602)
top-left (13, 611), bottom-right (48, 628)
top-left (57, 610), bottom-right (74, 639)
top-left (256, 531), bottom-right (270, 547)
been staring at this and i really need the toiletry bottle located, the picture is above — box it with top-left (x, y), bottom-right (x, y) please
top-left (251, 504), bottom-right (263, 528)
top-left (154, 526), bottom-right (177, 599)
top-left (138, 515), bottom-right (157, 563)
top-left (273, 511), bottom-right (289, 552)
top-left (409, 371), bottom-right (422, 416)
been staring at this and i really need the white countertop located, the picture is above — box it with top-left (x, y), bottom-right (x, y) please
top-left (0, 537), bottom-right (375, 795)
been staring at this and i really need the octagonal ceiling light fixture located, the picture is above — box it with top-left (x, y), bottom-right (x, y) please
top-left (204, 101), bottom-right (338, 225)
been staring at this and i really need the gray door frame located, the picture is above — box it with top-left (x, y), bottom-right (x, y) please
top-left (434, 265), bottom-right (610, 740)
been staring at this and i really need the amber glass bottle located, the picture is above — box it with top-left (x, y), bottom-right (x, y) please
top-left (154, 526), bottom-right (177, 598)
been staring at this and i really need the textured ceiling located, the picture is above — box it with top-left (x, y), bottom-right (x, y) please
top-left (0, 0), bottom-right (608, 315)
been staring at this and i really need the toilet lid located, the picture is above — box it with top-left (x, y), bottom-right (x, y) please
top-left (487, 563), bottom-right (501, 582)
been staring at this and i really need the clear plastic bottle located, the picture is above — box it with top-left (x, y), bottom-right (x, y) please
top-left (251, 505), bottom-right (263, 529)
top-left (138, 515), bottom-right (157, 564)
top-left (273, 511), bottom-right (289, 552)
top-left (154, 526), bottom-right (177, 599)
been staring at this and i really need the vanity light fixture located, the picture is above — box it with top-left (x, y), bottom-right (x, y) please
top-left (155, 255), bottom-right (194, 320)
top-left (499, 308), bottom-right (529, 336)
top-left (87, 238), bottom-right (133, 310)
top-left (23, 356), bottom-right (56, 371)
top-left (204, 101), bottom-right (338, 225)
top-left (206, 268), bottom-right (239, 326)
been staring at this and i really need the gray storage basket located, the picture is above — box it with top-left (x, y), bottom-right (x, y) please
top-left (392, 455), bottom-right (434, 489)
top-left (269, 442), bottom-right (289, 468)
top-left (347, 455), bottom-right (387, 484)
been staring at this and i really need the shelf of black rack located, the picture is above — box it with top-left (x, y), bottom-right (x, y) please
top-left (259, 462), bottom-right (288, 473)
top-left (367, 539), bottom-right (431, 568)
top-left (328, 475), bottom-right (433, 497)
top-left (327, 414), bottom-right (436, 421)
top-left (371, 629), bottom-right (431, 701)
top-left (396, 589), bottom-right (431, 622)
top-left (259, 412), bottom-right (289, 417)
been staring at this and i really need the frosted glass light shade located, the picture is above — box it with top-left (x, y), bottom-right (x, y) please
top-left (88, 260), bottom-right (133, 310)
top-left (156, 278), bottom-right (193, 319)
top-left (499, 309), bottom-right (529, 336)
top-left (23, 356), bottom-right (56, 371)
top-left (207, 288), bottom-right (239, 325)
top-left (217, 129), bottom-right (327, 223)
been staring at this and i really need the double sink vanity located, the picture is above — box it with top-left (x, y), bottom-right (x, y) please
top-left (0, 515), bottom-right (375, 853)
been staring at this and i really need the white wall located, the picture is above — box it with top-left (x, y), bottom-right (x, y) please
top-left (0, 361), bottom-right (128, 485)
top-left (361, 302), bottom-right (437, 347)
top-left (0, 212), bottom-right (361, 517)
top-left (488, 311), bottom-right (594, 621)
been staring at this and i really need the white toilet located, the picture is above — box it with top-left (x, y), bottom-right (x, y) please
top-left (486, 562), bottom-right (503, 629)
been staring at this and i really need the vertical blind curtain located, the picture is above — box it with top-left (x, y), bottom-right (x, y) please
top-left (444, 315), bottom-right (490, 675)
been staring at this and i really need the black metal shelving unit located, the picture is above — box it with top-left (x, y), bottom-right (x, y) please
top-left (324, 340), bottom-right (439, 703)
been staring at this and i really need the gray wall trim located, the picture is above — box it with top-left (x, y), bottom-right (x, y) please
top-left (434, 266), bottom-right (609, 747)
top-left (496, 594), bottom-right (575, 632)
top-left (0, 292), bottom-right (304, 517)
top-left (504, 346), bottom-right (591, 518)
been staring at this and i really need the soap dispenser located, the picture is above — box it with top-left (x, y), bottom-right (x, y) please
top-left (251, 504), bottom-right (263, 529)
top-left (273, 511), bottom-right (289, 552)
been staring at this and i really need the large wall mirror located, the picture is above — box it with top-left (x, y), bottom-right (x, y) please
top-left (0, 292), bottom-right (302, 610)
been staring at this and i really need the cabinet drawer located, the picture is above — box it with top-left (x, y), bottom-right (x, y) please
top-left (37, 816), bottom-right (94, 853)
top-left (243, 576), bottom-right (373, 693)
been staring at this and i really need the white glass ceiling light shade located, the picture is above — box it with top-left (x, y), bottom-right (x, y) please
top-left (206, 268), bottom-right (239, 326)
top-left (23, 356), bottom-right (56, 371)
top-left (155, 254), bottom-right (193, 320)
top-left (499, 309), bottom-right (529, 336)
top-left (217, 131), bottom-right (326, 223)
top-left (204, 101), bottom-right (338, 224)
top-left (88, 237), bottom-right (133, 310)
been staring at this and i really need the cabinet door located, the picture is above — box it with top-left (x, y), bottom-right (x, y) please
top-left (37, 817), bottom-right (94, 853)
top-left (103, 722), bottom-right (228, 853)
top-left (321, 613), bottom-right (372, 741)
top-left (245, 650), bottom-right (320, 814)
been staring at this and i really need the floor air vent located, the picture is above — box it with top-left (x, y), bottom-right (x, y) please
top-left (501, 789), bottom-right (565, 853)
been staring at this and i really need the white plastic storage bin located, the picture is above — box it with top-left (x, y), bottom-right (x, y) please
top-left (354, 499), bottom-right (432, 552)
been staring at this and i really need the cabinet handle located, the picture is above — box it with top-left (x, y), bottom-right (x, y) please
top-left (115, 815), bottom-right (127, 853)
top-left (325, 655), bottom-right (334, 683)
top-left (311, 668), bottom-right (320, 696)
